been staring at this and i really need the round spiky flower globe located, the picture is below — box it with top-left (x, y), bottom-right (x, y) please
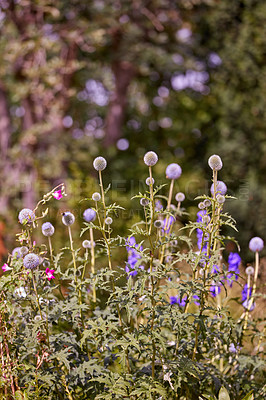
top-left (105, 217), bottom-right (113, 225)
top-left (12, 247), bottom-right (22, 259)
top-left (92, 192), bottom-right (101, 202)
top-left (208, 154), bottom-right (223, 171)
top-left (62, 212), bottom-right (75, 226)
top-left (144, 151), bottom-right (158, 166)
top-left (83, 208), bottom-right (96, 222)
top-left (165, 163), bottom-right (182, 180)
top-left (175, 192), bottom-right (185, 202)
top-left (140, 198), bottom-right (149, 207)
top-left (154, 220), bottom-right (164, 229)
top-left (203, 199), bottom-right (212, 208)
top-left (246, 266), bottom-right (254, 275)
top-left (82, 240), bottom-right (91, 249)
top-left (23, 253), bottom-right (40, 270)
top-left (93, 156), bottom-right (107, 171)
top-left (42, 222), bottom-right (55, 237)
top-left (211, 180), bottom-right (227, 196)
top-left (146, 177), bottom-right (155, 186)
top-left (198, 202), bottom-right (205, 210)
top-left (217, 194), bottom-right (225, 204)
top-left (249, 237), bottom-right (264, 252)
top-left (20, 246), bottom-right (29, 257)
top-left (18, 208), bottom-right (35, 224)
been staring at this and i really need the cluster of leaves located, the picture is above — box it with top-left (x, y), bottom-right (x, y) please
top-left (0, 158), bottom-right (265, 400)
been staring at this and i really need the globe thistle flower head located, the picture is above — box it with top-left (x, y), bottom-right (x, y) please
top-left (203, 199), bottom-right (212, 208)
top-left (146, 177), bottom-right (155, 186)
top-left (144, 151), bottom-right (158, 166)
top-left (82, 240), bottom-right (95, 249)
top-left (92, 192), bottom-right (101, 201)
top-left (154, 220), bottom-right (164, 229)
top-left (12, 247), bottom-right (22, 259)
top-left (42, 222), bottom-right (55, 237)
top-left (249, 237), bottom-right (264, 252)
top-left (217, 194), bottom-right (225, 204)
top-left (93, 156), bottom-right (107, 171)
top-left (83, 208), bottom-right (96, 222)
top-left (20, 246), bottom-right (29, 257)
top-left (165, 163), bottom-right (182, 180)
top-left (211, 180), bottom-right (227, 196)
top-left (140, 198), bottom-right (149, 207)
top-left (23, 253), bottom-right (40, 270)
top-left (62, 212), bottom-right (75, 226)
top-left (208, 154), bottom-right (223, 171)
top-left (246, 266), bottom-right (254, 275)
top-left (202, 215), bottom-right (210, 225)
top-left (18, 208), bottom-right (35, 225)
top-left (105, 217), bottom-right (113, 225)
top-left (198, 202), bottom-right (205, 210)
top-left (43, 260), bottom-right (50, 268)
top-left (175, 192), bottom-right (185, 202)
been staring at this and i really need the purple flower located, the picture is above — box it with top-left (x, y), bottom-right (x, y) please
top-left (155, 200), bottom-right (163, 212)
top-left (196, 210), bottom-right (208, 251)
top-left (249, 237), bottom-right (264, 253)
top-left (170, 296), bottom-right (178, 305)
top-left (170, 294), bottom-right (200, 307)
top-left (211, 264), bottom-right (220, 274)
top-left (161, 215), bottom-right (175, 235)
top-left (229, 343), bottom-right (237, 353)
top-left (227, 252), bottom-right (241, 287)
top-left (210, 283), bottom-right (221, 297)
top-left (210, 181), bottom-right (227, 196)
top-left (192, 295), bottom-right (200, 306)
top-left (165, 163), bottom-right (182, 180)
top-left (83, 208), bottom-right (96, 222)
top-left (125, 236), bottom-right (144, 276)
top-left (241, 284), bottom-right (255, 311)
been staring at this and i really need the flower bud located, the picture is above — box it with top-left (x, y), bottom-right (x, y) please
top-left (165, 163), bottom-right (182, 180)
top-left (249, 237), bottom-right (264, 252)
top-left (146, 177), bottom-right (155, 186)
top-left (83, 208), bottom-right (96, 222)
top-left (210, 180), bottom-right (227, 196)
top-left (93, 156), bottom-right (107, 171)
top-left (198, 202), bottom-right (205, 210)
top-left (175, 192), bottom-right (185, 202)
top-left (217, 194), bottom-right (225, 204)
top-left (42, 222), bottom-right (55, 237)
top-left (140, 198), bottom-right (149, 206)
top-left (92, 192), bottom-right (101, 201)
top-left (208, 154), bottom-right (223, 171)
top-left (144, 151), bottom-right (158, 166)
top-left (62, 212), bottom-right (75, 226)
top-left (105, 217), bottom-right (113, 225)
top-left (203, 199), bottom-right (211, 208)
top-left (245, 266), bottom-right (254, 275)
top-left (154, 220), bottom-right (164, 229)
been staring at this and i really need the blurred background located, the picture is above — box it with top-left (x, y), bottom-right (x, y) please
top-left (0, 0), bottom-right (265, 263)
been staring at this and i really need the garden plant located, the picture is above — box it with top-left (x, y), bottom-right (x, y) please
top-left (0, 152), bottom-right (264, 400)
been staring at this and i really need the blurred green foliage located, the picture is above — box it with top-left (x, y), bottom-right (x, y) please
top-left (0, 0), bottom-right (265, 261)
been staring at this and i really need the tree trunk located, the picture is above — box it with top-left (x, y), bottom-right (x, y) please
top-left (104, 60), bottom-right (136, 146)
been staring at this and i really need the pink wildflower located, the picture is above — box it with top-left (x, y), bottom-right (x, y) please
top-left (53, 189), bottom-right (63, 200)
top-left (2, 263), bottom-right (12, 272)
top-left (45, 268), bottom-right (55, 281)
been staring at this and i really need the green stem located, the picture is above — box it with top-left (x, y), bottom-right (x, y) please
top-left (32, 272), bottom-right (50, 348)
top-left (96, 174), bottom-right (131, 373)
top-left (159, 179), bottom-right (174, 263)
